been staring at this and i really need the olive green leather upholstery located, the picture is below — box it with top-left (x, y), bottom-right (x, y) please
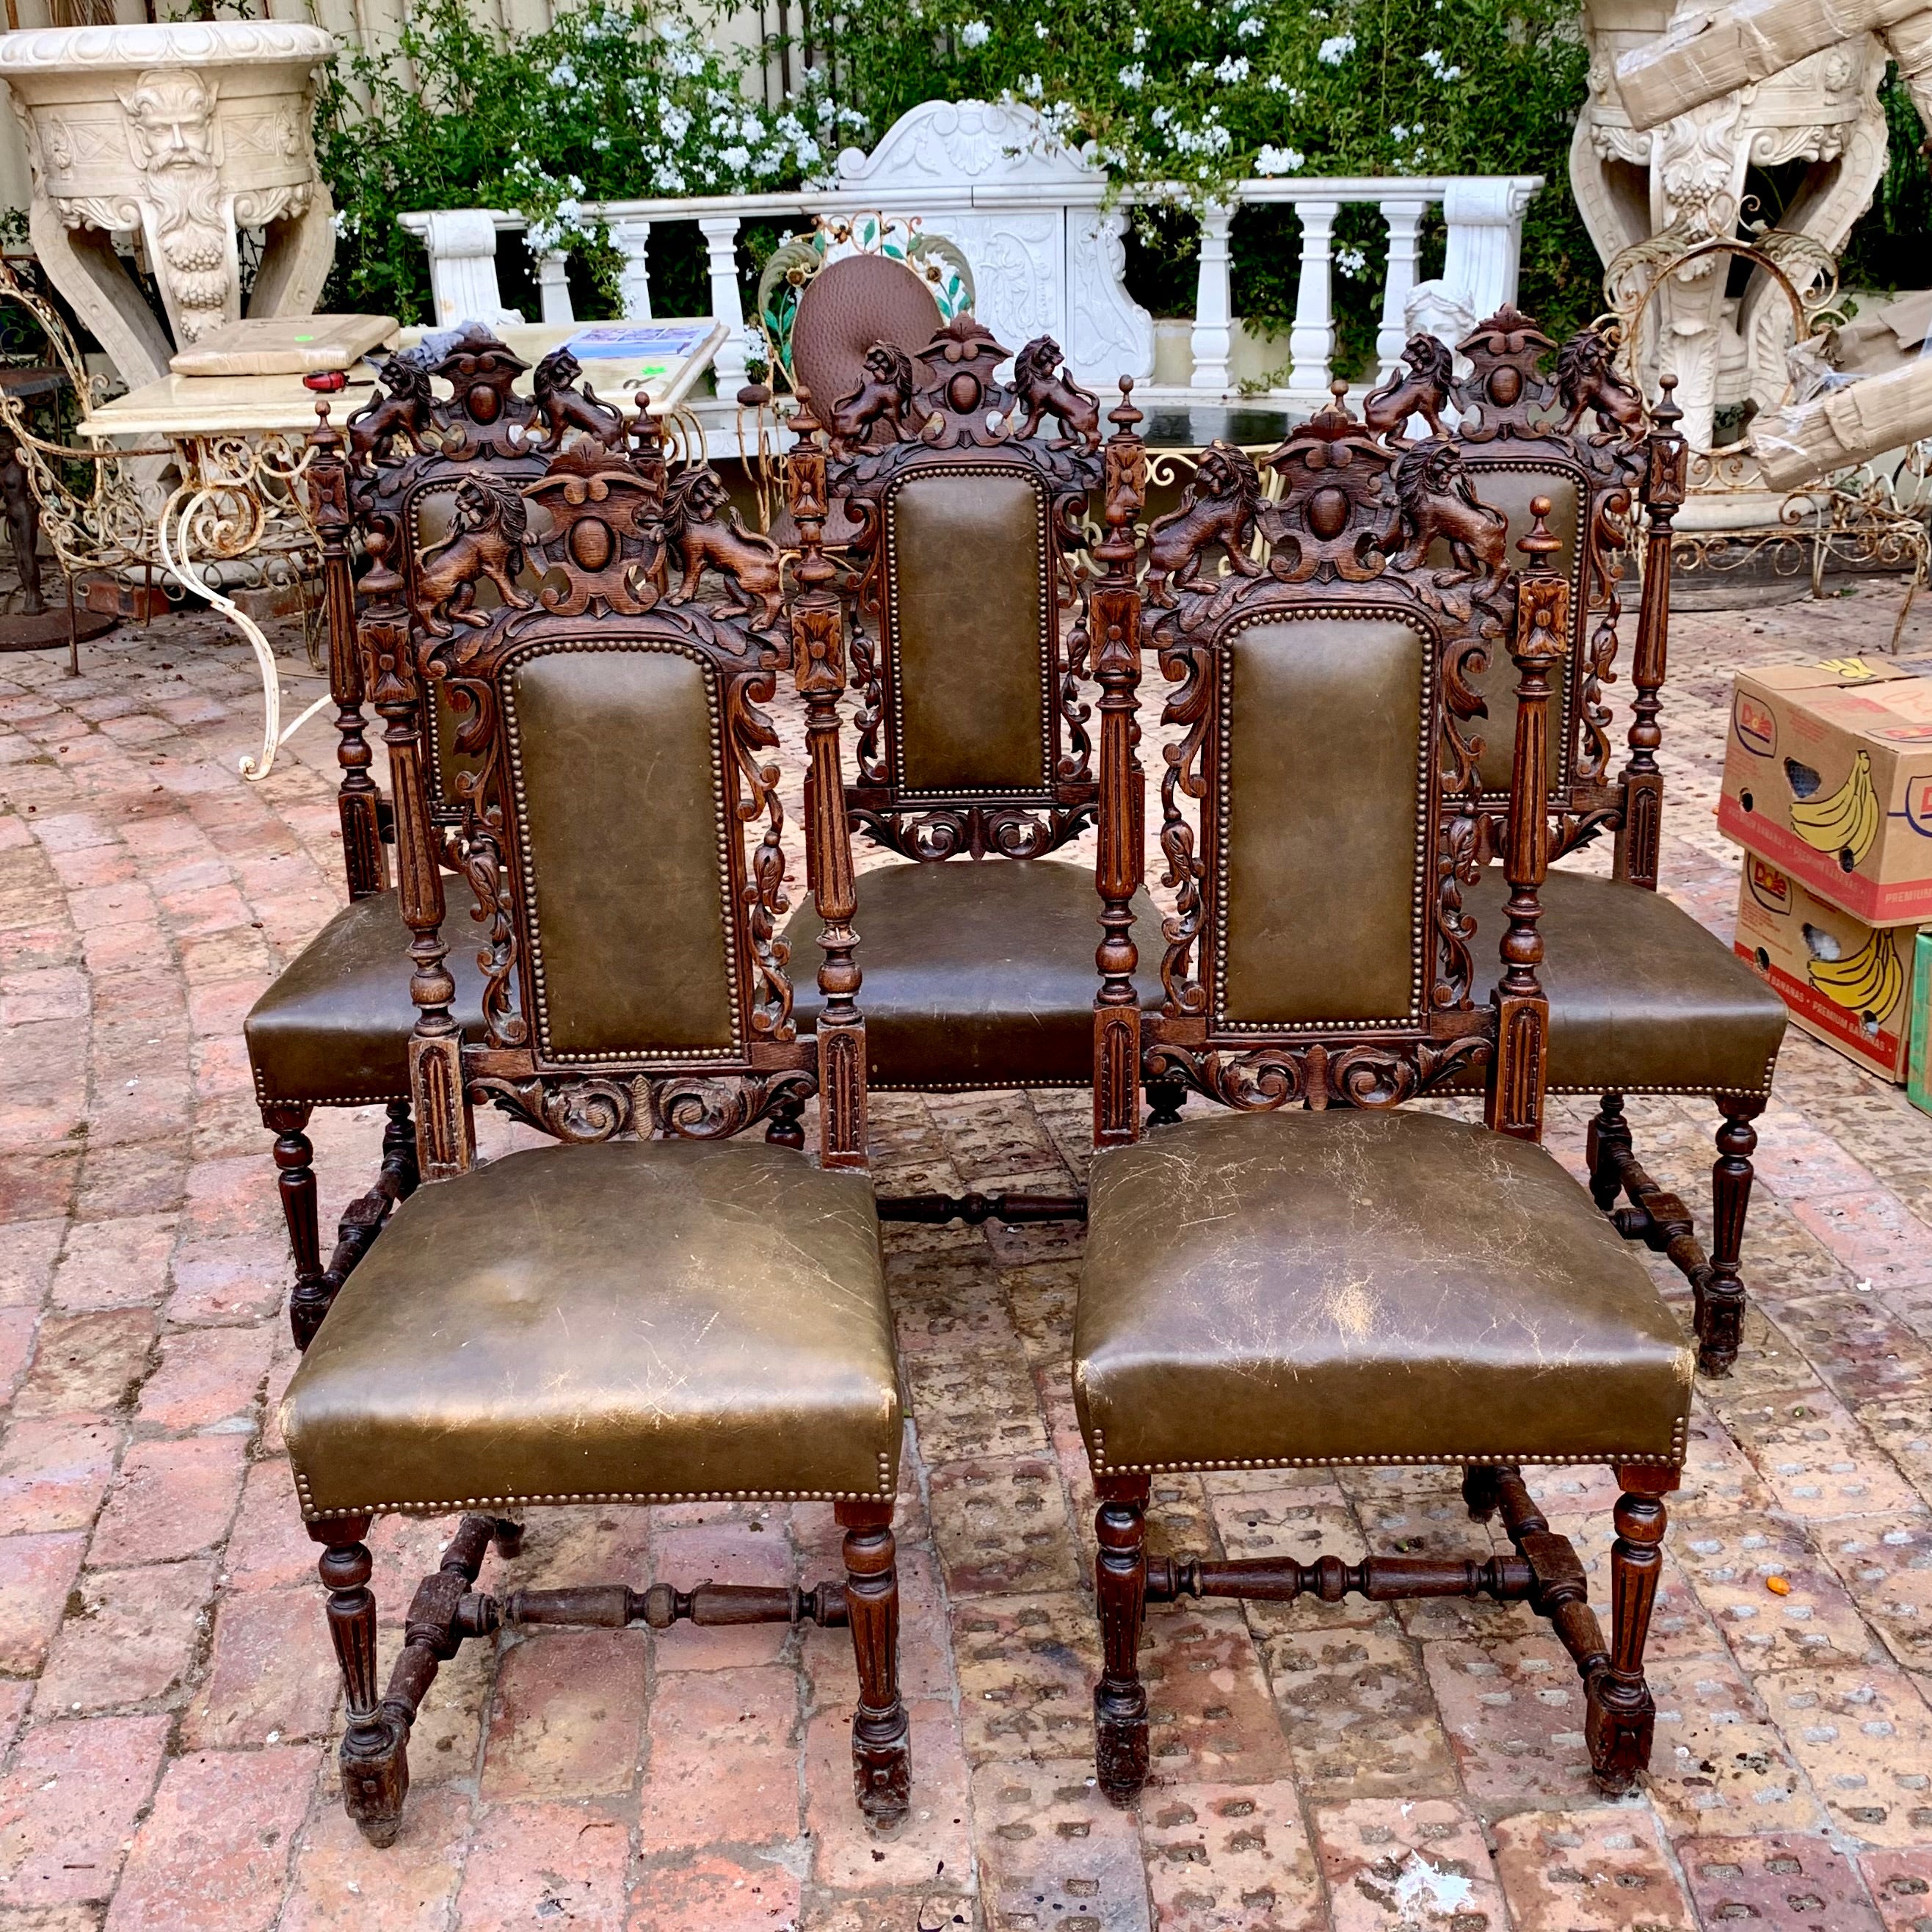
top-left (1222, 617), bottom-right (1428, 1025)
top-left (785, 858), bottom-right (1166, 1088)
top-left (508, 646), bottom-right (738, 1058)
top-left (1073, 1109), bottom-right (1693, 1474)
top-left (888, 471), bottom-right (1050, 794)
top-left (1449, 867), bottom-right (1787, 1096)
top-left (281, 1139), bottom-right (899, 1519)
top-left (1453, 467), bottom-right (1582, 795)
top-left (244, 890), bottom-right (487, 1107)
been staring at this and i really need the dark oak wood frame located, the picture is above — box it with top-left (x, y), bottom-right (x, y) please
top-left (1366, 310), bottom-right (1767, 1376)
top-left (269, 330), bottom-right (622, 1349)
top-left (306, 424), bottom-right (904, 1851)
top-left (794, 314), bottom-right (1112, 1224)
top-left (1088, 380), bottom-right (1682, 1803)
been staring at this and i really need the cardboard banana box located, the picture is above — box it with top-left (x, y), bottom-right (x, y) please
top-left (1718, 658), bottom-right (1932, 926)
top-left (1734, 854), bottom-right (1928, 1083)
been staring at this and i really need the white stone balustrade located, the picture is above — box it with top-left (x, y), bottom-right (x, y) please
top-left (398, 100), bottom-right (1541, 412)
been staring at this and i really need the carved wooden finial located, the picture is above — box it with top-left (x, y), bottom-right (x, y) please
top-left (1517, 495), bottom-right (1562, 571)
top-left (1108, 374), bottom-right (1142, 436)
top-left (1652, 371), bottom-right (1681, 431)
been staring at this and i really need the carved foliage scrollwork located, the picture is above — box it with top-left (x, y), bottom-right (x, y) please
top-left (1144, 1036), bottom-right (1492, 1113)
top-left (471, 1069), bottom-right (818, 1143)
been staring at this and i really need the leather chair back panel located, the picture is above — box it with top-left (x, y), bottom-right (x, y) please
top-left (414, 483), bottom-right (548, 814)
top-left (1219, 616), bottom-right (1429, 1028)
top-left (1439, 467), bottom-right (1581, 796)
top-left (887, 469), bottom-right (1050, 795)
top-left (507, 644), bottom-right (739, 1058)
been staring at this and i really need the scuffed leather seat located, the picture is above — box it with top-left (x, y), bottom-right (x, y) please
top-left (1450, 868), bottom-right (1786, 1096)
top-left (785, 858), bottom-right (1167, 1089)
top-left (1074, 1109), bottom-right (1693, 1477)
top-left (282, 1139), bottom-right (900, 1521)
top-left (245, 890), bottom-right (488, 1108)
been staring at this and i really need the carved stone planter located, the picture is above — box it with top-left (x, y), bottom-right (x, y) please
top-left (0, 21), bottom-right (337, 391)
top-left (1572, 0), bottom-right (1888, 456)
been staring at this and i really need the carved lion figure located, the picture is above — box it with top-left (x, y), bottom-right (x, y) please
top-left (415, 476), bottom-right (532, 636)
top-left (1555, 329), bottom-right (1645, 440)
top-left (1362, 333), bottom-right (1456, 443)
top-left (1010, 336), bottom-right (1101, 450)
top-left (1144, 442), bottom-right (1265, 606)
top-left (348, 359), bottom-right (437, 464)
top-left (827, 342), bottom-right (916, 456)
top-left (1387, 440), bottom-right (1509, 589)
top-left (531, 346), bottom-right (625, 451)
top-left (664, 466), bottom-right (785, 631)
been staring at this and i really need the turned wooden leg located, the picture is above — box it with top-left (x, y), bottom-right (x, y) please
top-left (266, 1105), bottom-right (330, 1352)
top-left (312, 1519), bottom-right (410, 1846)
top-left (1587, 1468), bottom-right (1674, 1793)
top-left (1093, 1473), bottom-right (1151, 1802)
top-left (1461, 1464), bottom-right (1502, 1522)
top-left (382, 1100), bottom-right (420, 1202)
top-left (765, 1093), bottom-right (807, 1150)
top-left (1700, 1094), bottom-right (1765, 1378)
top-left (1145, 1080), bottom-right (1186, 1129)
top-left (1587, 1094), bottom-right (1630, 1213)
top-left (836, 1498), bottom-right (910, 1828)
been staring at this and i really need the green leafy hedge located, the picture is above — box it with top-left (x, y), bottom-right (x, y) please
top-left (317, 0), bottom-right (1927, 367)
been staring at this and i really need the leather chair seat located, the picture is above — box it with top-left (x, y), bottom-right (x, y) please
top-left (245, 890), bottom-right (487, 1108)
top-left (785, 858), bottom-right (1166, 1089)
top-left (1450, 868), bottom-right (1786, 1096)
top-left (1073, 1109), bottom-right (1693, 1475)
top-left (281, 1139), bottom-right (899, 1520)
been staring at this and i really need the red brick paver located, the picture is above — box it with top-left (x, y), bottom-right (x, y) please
top-left (1, 581), bottom-right (1929, 1929)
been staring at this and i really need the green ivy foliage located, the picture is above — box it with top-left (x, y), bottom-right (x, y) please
top-left (316, 0), bottom-right (1926, 359)
top-left (318, 0), bottom-right (852, 321)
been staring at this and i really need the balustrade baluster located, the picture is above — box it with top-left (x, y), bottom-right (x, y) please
top-left (1189, 205), bottom-right (1234, 393)
top-left (1376, 197), bottom-right (1429, 379)
top-left (1288, 198), bottom-right (1340, 400)
top-left (699, 214), bottom-right (749, 390)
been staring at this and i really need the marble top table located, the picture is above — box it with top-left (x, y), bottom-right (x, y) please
top-left (73, 320), bottom-right (727, 780)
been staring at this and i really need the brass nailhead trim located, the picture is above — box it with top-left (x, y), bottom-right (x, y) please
top-left (292, 1447), bottom-right (896, 1522)
top-left (503, 636), bottom-right (746, 1067)
top-left (1208, 608), bottom-right (1437, 1033)
top-left (881, 462), bottom-right (1058, 802)
top-left (1085, 1413), bottom-right (1688, 1475)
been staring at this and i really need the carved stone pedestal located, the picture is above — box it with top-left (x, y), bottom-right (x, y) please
top-left (0, 21), bottom-right (338, 391)
top-left (1572, 0), bottom-right (1889, 455)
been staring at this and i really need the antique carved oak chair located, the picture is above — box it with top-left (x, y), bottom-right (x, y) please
top-left (1078, 385), bottom-right (1694, 1801)
top-left (278, 435), bottom-right (909, 1848)
top-left (783, 314), bottom-right (1161, 1221)
top-left (1361, 308), bottom-right (1787, 1375)
top-left (244, 328), bottom-right (634, 1348)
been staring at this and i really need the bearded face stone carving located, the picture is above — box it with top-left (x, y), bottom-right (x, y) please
top-left (118, 68), bottom-right (230, 343)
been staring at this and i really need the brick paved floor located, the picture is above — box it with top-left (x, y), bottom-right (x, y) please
top-left (1, 575), bottom-right (1930, 1931)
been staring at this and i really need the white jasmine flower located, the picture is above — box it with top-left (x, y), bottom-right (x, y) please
top-left (1237, 14), bottom-right (1265, 34)
top-left (960, 18), bottom-right (990, 46)
top-left (1254, 143), bottom-right (1304, 174)
top-left (1034, 18), bottom-right (1048, 34)
top-left (1131, 24), bottom-right (1151, 49)
top-left (1317, 32), bottom-right (1357, 63)
top-left (1119, 62), bottom-right (1147, 90)
top-left (1214, 54), bottom-right (1250, 81)
top-left (1337, 245), bottom-right (1367, 277)
top-left (1021, 71), bottom-right (1045, 98)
